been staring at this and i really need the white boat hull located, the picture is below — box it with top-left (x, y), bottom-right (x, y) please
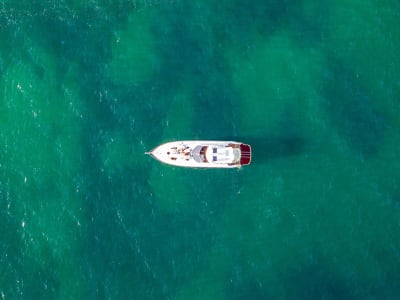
top-left (146, 141), bottom-right (251, 168)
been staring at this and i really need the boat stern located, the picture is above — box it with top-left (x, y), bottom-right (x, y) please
top-left (240, 144), bottom-right (251, 165)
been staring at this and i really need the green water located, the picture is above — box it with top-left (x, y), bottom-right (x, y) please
top-left (1, 0), bottom-right (399, 299)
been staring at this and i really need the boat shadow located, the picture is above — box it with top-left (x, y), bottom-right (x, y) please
top-left (220, 136), bottom-right (306, 164)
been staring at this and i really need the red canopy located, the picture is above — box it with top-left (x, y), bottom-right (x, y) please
top-left (240, 144), bottom-right (251, 165)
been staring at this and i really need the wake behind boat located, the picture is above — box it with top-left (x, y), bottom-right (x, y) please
top-left (146, 141), bottom-right (251, 168)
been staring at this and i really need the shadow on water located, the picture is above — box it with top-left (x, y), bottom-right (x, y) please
top-left (219, 136), bottom-right (306, 165)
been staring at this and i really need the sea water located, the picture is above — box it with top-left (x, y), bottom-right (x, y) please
top-left (1, 0), bottom-right (399, 299)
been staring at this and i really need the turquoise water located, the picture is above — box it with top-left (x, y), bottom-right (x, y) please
top-left (1, 0), bottom-right (400, 299)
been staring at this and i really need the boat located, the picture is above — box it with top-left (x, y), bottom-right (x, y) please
top-left (146, 141), bottom-right (251, 168)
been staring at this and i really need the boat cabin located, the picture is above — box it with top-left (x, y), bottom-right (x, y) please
top-left (192, 145), bottom-right (240, 164)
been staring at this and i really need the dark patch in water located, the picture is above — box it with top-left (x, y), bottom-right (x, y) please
top-left (152, 4), bottom-right (237, 136)
top-left (285, 0), bottom-right (332, 47)
top-left (228, 0), bottom-right (290, 35)
top-left (284, 263), bottom-right (353, 300)
top-left (322, 57), bottom-right (388, 158)
top-left (394, 193), bottom-right (400, 209)
top-left (32, 64), bottom-right (45, 79)
top-left (220, 0), bottom-right (331, 50)
top-left (37, 17), bottom-right (112, 70)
